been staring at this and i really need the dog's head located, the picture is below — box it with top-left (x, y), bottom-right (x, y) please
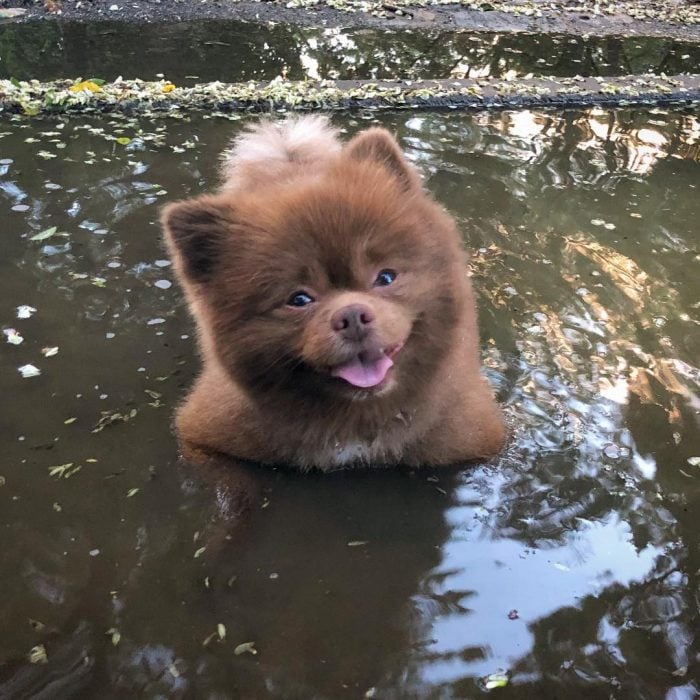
top-left (162, 128), bottom-right (467, 403)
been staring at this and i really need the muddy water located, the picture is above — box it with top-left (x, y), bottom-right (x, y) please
top-left (0, 20), bottom-right (698, 83)
top-left (0, 107), bottom-right (698, 697)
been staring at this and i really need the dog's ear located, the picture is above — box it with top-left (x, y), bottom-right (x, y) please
top-left (345, 128), bottom-right (420, 190)
top-left (161, 195), bottom-right (234, 283)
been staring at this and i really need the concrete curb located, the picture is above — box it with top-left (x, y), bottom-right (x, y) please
top-left (1, 74), bottom-right (698, 117)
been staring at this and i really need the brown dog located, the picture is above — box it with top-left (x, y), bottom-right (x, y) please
top-left (161, 116), bottom-right (505, 470)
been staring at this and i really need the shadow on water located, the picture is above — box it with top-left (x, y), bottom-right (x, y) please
top-left (0, 106), bottom-right (698, 696)
top-left (0, 20), bottom-right (699, 83)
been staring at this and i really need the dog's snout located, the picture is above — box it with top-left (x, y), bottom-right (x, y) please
top-left (331, 304), bottom-right (375, 339)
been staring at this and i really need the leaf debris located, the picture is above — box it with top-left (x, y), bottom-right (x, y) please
top-left (234, 642), bottom-right (257, 656)
top-left (4, 328), bottom-right (23, 345)
top-left (18, 364), bottom-right (41, 378)
top-left (1, 73), bottom-right (697, 118)
top-left (49, 463), bottom-right (82, 479)
top-left (27, 644), bottom-right (48, 664)
top-left (16, 305), bottom-right (36, 319)
top-left (484, 671), bottom-right (509, 689)
top-left (92, 408), bottom-right (138, 433)
top-left (29, 226), bottom-right (66, 242)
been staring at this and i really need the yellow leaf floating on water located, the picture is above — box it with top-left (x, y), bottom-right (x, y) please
top-left (69, 80), bottom-right (102, 93)
top-left (161, 83), bottom-right (175, 94)
top-left (484, 672), bottom-right (509, 690)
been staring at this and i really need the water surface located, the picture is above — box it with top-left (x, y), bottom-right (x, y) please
top-left (0, 20), bottom-right (698, 83)
top-left (0, 107), bottom-right (698, 697)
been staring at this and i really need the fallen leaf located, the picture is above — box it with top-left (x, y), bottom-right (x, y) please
top-left (48, 463), bottom-right (82, 479)
top-left (484, 672), bottom-right (509, 689)
top-left (69, 80), bottom-right (102, 93)
top-left (27, 645), bottom-right (48, 664)
top-left (17, 305), bottom-right (37, 319)
top-left (3, 328), bottom-right (23, 345)
top-left (202, 632), bottom-right (218, 647)
top-left (234, 642), bottom-right (257, 656)
top-left (0, 8), bottom-right (27, 17)
top-left (18, 364), bottom-right (41, 378)
top-left (29, 226), bottom-right (60, 241)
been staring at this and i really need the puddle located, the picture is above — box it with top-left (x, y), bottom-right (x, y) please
top-left (0, 20), bottom-right (699, 83)
top-left (0, 107), bottom-right (699, 696)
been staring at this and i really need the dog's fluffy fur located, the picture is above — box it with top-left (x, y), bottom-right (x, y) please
top-left (162, 116), bottom-right (505, 470)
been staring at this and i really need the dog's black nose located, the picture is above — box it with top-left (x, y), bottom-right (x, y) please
top-left (331, 304), bottom-right (375, 340)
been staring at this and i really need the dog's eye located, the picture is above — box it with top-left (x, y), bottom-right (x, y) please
top-left (287, 291), bottom-right (314, 308)
top-left (374, 269), bottom-right (397, 287)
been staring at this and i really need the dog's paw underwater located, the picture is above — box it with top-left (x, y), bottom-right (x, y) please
top-left (161, 115), bottom-right (505, 470)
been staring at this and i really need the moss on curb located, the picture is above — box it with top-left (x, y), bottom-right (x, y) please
top-left (1, 74), bottom-right (698, 117)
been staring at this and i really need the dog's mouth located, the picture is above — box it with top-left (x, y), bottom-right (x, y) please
top-left (330, 343), bottom-right (403, 389)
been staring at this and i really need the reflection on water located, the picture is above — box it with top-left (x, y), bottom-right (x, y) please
top-left (0, 20), bottom-right (698, 83)
top-left (0, 107), bottom-right (698, 697)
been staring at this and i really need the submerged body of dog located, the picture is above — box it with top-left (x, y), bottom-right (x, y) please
top-left (162, 116), bottom-right (505, 470)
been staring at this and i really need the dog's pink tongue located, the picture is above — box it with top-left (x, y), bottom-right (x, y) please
top-left (332, 353), bottom-right (393, 388)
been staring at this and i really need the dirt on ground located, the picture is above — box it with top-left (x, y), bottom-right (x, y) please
top-left (1, 0), bottom-right (700, 41)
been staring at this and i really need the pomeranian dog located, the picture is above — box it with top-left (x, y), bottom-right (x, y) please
top-left (162, 116), bottom-right (505, 470)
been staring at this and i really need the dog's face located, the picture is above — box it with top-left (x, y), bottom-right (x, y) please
top-left (163, 129), bottom-right (466, 403)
